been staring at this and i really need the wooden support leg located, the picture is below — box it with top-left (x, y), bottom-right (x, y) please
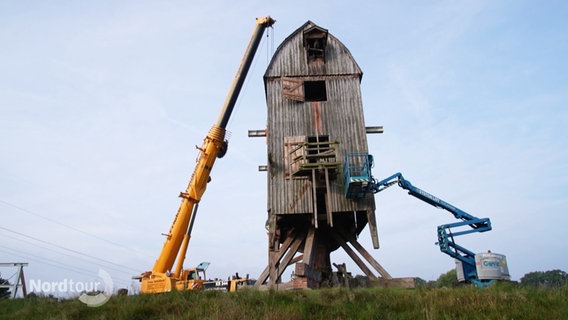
top-left (367, 209), bottom-right (380, 249)
top-left (330, 231), bottom-right (377, 280)
top-left (264, 229), bottom-right (297, 286)
top-left (302, 227), bottom-right (315, 266)
top-left (340, 230), bottom-right (392, 279)
top-left (312, 170), bottom-right (318, 228)
top-left (325, 168), bottom-right (333, 227)
top-left (273, 235), bottom-right (304, 284)
top-left (257, 227), bottom-right (308, 288)
top-left (255, 267), bottom-right (269, 287)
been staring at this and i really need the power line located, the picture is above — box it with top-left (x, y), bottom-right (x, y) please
top-left (0, 247), bottom-right (131, 288)
top-left (1, 232), bottom-right (136, 277)
top-left (0, 245), bottom-right (96, 277)
top-left (0, 198), bottom-right (153, 259)
top-left (0, 226), bottom-right (139, 274)
top-left (0, 245), bottom-right (130, 284)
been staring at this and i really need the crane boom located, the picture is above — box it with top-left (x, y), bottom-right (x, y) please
top-left (139, 16), bottom-right (275, 293)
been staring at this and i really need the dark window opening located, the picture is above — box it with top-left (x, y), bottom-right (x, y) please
top-left (304, 80), bottom-right (327, 101)
top-left (306, 38), bottom-right (325, 62)
top-left (303, 26), bottom-right (328, 64)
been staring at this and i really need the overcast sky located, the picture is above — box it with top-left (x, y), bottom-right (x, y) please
top-left (1, 1), bottom-right (567, 295)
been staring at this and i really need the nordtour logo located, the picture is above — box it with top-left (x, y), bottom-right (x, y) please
top-left (29, 269), bottom-right (114, 307)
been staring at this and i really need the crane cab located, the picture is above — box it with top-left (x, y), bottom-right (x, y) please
top-left (175, 262), bottom-right (209, 291)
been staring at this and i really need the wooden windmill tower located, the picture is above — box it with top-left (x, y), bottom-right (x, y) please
top-left (250, 21), bottom-right (395, 289)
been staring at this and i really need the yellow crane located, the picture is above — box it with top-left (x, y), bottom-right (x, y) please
top-left (137, 16), bottom-right (275, 294)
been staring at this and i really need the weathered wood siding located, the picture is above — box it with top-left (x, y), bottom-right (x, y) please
top-left (264, 21), bottom-right (375, 215)
top-left (265, 24), bottom-right (362, 79)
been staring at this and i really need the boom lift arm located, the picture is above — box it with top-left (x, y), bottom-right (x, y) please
top-left (372, 171), bottom-right (492, 283)
top-left (139, 16), bottom-right (275, 293)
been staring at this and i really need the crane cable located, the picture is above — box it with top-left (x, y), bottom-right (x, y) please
top-left (225, 23), bottom-right (275, 131)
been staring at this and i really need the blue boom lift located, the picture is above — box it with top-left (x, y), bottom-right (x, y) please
top-left (343, 152), bottom-right (503, 286)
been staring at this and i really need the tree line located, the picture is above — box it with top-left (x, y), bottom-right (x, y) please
top-left (416, 269), bottom-right (568, 288)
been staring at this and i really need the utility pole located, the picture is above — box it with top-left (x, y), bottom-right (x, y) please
top-left (0, 263), bottom-right (28, 298)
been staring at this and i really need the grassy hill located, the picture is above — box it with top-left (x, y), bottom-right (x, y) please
top-left (1, 283), bottom-right (567, 320)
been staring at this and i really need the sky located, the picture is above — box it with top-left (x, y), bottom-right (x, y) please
top-left (1, 0), bottom-right (567, 296)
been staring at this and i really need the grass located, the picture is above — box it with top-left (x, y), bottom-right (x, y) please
top-left (1, 283), bottom-right (567, 320)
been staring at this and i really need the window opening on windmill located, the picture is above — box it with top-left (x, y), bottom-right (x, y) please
top-left (304, 80), bottom-right (327, 102)
top-left (282, 78), bottom-right (327, 102)
top-left (303, 25), bottom-right (328, 64)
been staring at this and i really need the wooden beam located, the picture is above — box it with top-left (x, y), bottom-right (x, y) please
top-left (268, 229), bottom-right (297, 285)
top-left (324, 168), bottom-right (333, 227)
top-left (330, 231), bottom-right (377, 280)
top-left (289, 254), bottom-right (304, 265)
top-left (312, 170), bottom-right (318, 228)
top-left (302, 227), bottom-right (315, 266)
top-left (342, 231), bottom-right (392, 279)
top-left (255, 266), bottom-right (270, 287)
top-left (365, 126), bottom-right (384, 134)
top-left (248, 129), bottom-right (266, 137)
top-left (367, 209), bottom-right (380, 249)
top-left (273, 234), bottom-right (304, 283)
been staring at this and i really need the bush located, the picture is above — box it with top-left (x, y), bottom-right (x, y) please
top-left (0, 277), bottom-right (11, 299)
top-left (436, 269), bottom-right (460, 288)
top-left (520, 270), bottom-right (568, 288)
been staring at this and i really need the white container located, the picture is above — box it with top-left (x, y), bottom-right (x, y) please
top-left (475, 252), bottom-right (510, 280)
top-left (455, 260), bottom-right (465, 282)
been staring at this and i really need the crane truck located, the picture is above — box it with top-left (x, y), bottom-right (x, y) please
top-left (343, 153), bottom-right (510, 287)
top-left (136, 16), bottom-right (275, 294)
